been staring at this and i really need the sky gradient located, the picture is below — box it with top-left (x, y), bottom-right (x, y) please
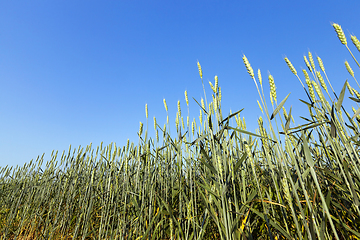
top-left (1, 1), bottom-right (360, 168)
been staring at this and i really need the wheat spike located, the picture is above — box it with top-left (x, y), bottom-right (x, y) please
top-left (208, 103), bottom-right (213, 115)
top-left (169, 218), bottom-right (174, 239)
top-left (281, 178), bottom-right (292, 203)
top-left (285, 57), bottom-right (297, 75)
top-left (187, 200), bottom-right (192, 219)
top-left (332, 23), bottom-right (347, 45)
top-left (307, 80), bottom-right (315, 102)
top-left (213, 95), bottom-right (217, 112)
top-left (282, 106), bottom-right (288, 119)
top-left (184, 90), bottom-right (189, 106)
top-left (163, 98), bottom-right (168, 112)
top-left (353, 88), bottom-right (360, 99)
top-left (139, 122), bottom-right (143, 136)
top-left (258, 116), bottom-right (264, 129)
top-left (268, 74), bottom-right (277, 103)
top-left (258, 117), bottom-right (270, 152)
top-left (145, 104), bottom-right (148, 118)
top-left (207, 114), bottom-right (212, 128)
top-left (308, 52), bottom-right (316, 70)
top-left (177, 100), bottom-right (181, 116)
top-left (126, 139), bottom-right (130, 152)
top-left (345, 61), bottom-right (354, 77)
top-left (258, 69), bottom-right (262, 86)
top-left (176, 112), bottom-right (179, 130)
top-left (303, 69), bottom-right (315, 101)
top-left (243, 55), bottom-right (254, 79)
top-left (316, 71), bottom-right (327, 92)
top-left (346, 82), bottom-right (354, 96)
top-left (214, 75), bottom-right (218, 93)
top-left (217, 155), bottom-right (223, 178)
top-left (245, 141), bottom-right (252, 158)
top-left (304, 56), bottom-right (312, 72)
top-left (317, 56), bottom-right (325, 72)
top-left (153, 117), bottom-right (157, 131)
top-left (351, 35), bottom-right (360, 52)
top-left (234, 114), bottom-right (239, 127)
top-left (209, 81), bottom-right (215, 92)
top-left (219, 87), bottom-right (222, 102)
top-left (302, 69), bottom-right (310, 82)
top-left (312, 81), bottom-right (325, 103)
top-left (197, 61), bottom-right (203, 79)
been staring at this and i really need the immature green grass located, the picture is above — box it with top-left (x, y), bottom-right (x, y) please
top-left (1, 23), bottom-right (360, 240)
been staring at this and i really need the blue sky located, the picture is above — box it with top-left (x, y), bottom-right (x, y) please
top-left (1, 1), bottom-right (360, 168)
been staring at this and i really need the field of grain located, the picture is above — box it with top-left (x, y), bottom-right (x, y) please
top-left (0, 23), bottom-right (360, 240)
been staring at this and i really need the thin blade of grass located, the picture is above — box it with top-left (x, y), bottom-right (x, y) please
top-left (270, 93), bottom-right (291, 120)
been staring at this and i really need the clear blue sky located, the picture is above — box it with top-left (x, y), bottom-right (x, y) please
top-left (1, 1), bottom-right (360, 168)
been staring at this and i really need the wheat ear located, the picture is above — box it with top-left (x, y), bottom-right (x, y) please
top-left (285, 57), bottom-right (297, 75)
top-left (332, 23), bottom-right (347, 45)
top-left (351, 35), bottom-right (360, 52)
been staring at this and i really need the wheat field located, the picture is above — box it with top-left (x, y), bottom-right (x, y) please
top-left (0, 23), bottom-right (360, 240)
